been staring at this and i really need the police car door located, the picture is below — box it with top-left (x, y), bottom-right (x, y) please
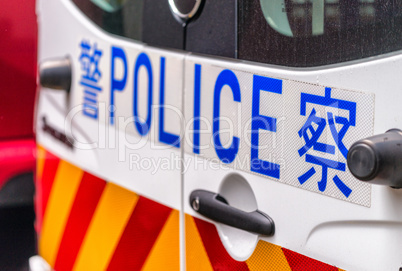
top-left (183, 1), bottom-right (402, 271)
top-left (35, 0), bottom-right (182, 269)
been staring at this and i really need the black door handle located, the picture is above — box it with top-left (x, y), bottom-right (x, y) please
top-left (189, 190), bottom-right (275, 236)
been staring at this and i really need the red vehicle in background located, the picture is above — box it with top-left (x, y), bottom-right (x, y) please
top-left (0, 0), bottom-right (37, 269)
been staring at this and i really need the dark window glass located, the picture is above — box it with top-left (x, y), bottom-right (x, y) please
top-left (90, 0), bottom-right (128, 12)
top-left (239, 0), bottom-right (402, 67)
top-left (73, 0), bottom-right (143, 40)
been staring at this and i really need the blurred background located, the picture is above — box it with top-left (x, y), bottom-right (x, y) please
top-left (0, 0), bottom-right (38, 269)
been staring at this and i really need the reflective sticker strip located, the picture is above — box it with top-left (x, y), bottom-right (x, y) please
top-left (39, 161), bottom-right (84, 267)
top-left (186, 215), bottom-right (345, 271)
top-left (35, 148), bottom-right (60, 234)
top-left (72, 182), bottom-right (140, 271)
top-left (247, 241), bottom-right (292, 271)
top-left (281, 248), bottom-right (338, 271)
top-left (107, 196), bottom-right (172, 270)
top-left (193, 216), bottom-right (249, 270)
top-left (54, 172), bottom-right (106, 271)
top-left (37, 148), bottom-right (180, 270)
top-left (185, 215), bottom-right (214, 271)
top-left (35, 145), bottom-right (46, 233)
top-left (36, 145), bottom-right (46, 181)
top-left (184, 60), bottom-right (375, 207)
top-left (142, 210), bottom-right (180, 270)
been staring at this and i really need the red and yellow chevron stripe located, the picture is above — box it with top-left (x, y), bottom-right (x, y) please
top-left (35, 147), bottom-right (179, 270)
top-left (37, 146), bottom-right (345, 270)
top-left (185, 215), bottom-right (346, 271)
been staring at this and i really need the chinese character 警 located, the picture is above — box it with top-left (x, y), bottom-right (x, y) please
top-left (79, 40), bottom-right (103, 83)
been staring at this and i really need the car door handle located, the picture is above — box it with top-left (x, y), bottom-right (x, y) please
top-left (189, 190), bottom-right (275, 236)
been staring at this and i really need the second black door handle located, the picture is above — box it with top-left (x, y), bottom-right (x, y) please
top-left (189, 190), bottom-right (275, 236)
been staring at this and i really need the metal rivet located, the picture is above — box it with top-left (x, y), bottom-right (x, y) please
top-left (168, 0), bottom-right (203, 21)
top-left (192, 197), bottom-right (200, 211)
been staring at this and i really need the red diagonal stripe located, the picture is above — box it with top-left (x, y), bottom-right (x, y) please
top-left (53, 172), bottom-right (106, 271)
top-left (106, 196), bottom-right (172, 271)
top-left (282, 248), bottom-right (339, 271)
top-left (35, 151), bottom-right (59, 234)
top-left (193, 217), bottom-right (249, 271)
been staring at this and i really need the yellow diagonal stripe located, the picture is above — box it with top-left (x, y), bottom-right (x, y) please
top-left (36, 145), bottom-right (46, 181)
top-left (73, 182), bottom-right (139, 271)
top-left (246, 241), bottom-right (292, 271)
top-left (39, 160), bottom-right (84, 268)
top-left (185, 214), bottom-right (214, 271)
top-left (142, 210), bottom-right (180, 271)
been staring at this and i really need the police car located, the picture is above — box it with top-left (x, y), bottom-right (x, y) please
top-left (32, 0), bottom-right (402, 270)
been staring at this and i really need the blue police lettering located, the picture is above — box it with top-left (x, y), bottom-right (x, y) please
top-left (110, 46), bottom-right (128, 125)
top-left (298, 87), bottom-right (356, 197)
top-left (193, 64), bottom-right (202, 154)
top-left (212, 69), bottom-right (241, 164)
top-left (133, 52), bottom-right (153, 136)
top-left (109, 48), bottom-right (179, 145)
top-left (250, 75), bottom-right (282, 179)
top-left (159, 57), bottom-right (180, 148)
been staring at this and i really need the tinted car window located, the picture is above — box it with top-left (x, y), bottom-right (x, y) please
top-left (73, 0), bottom-right (143, 40)
top-left (74, 0), bottom-right (402, 67)
top-left (90, 0), bottom-right (128, 12)
top-left (239, 0), bottom-right (402, 67)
